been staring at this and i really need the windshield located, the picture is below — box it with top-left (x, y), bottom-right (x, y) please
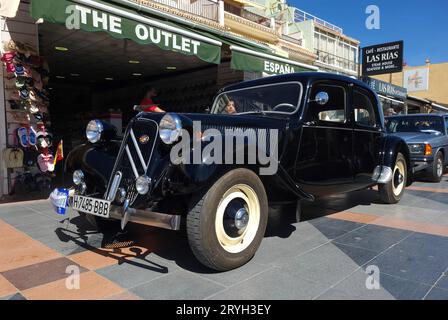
top-left (211, 82), bottom-right (302, 115)
top-left (386, 116), bottom-right (445, 134)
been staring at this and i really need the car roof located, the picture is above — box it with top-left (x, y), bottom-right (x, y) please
top-left (222, 72), bottom-right (373, 93)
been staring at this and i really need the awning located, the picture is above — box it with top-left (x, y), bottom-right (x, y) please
top-left (230, 45), bottom-right (318, 75)
top-left (30, 0), bottom-right (222, 64)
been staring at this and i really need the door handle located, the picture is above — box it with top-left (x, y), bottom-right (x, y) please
top-left (305, 121), bottom-right (317, 126)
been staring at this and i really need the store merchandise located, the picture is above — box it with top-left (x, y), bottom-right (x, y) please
top-left (1, 39), bottom-right (54, 195)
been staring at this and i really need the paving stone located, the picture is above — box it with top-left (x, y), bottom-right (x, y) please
top-left (424, 287), bottom-right (448, 300)
top-left (130, 270), bottom-right (225, 300)
top-left (209, 267), bottom-right (329, 300)
top-left (97, 254), bottom-right (180, 289)
top-left (277, 242), bottom-right (377, 286)
top-left (329, 269), bottom-right (430, 300)
top-left (368, 233), bottom-right (448, 285)
top-left (333, 224), bottom-right (411, 253)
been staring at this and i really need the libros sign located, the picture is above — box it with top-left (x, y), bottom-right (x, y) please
top-left (362, 41), bottom-right (404, 76)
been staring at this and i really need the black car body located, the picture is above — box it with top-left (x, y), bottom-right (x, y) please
top-left (386, 114), bottom-right (448, 182)
top-left (60, 72), bottom-right (411, 270)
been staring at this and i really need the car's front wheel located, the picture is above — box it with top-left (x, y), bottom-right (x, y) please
top-left (378, 152), bottom-right (407, 204)
top-left (187, 169), bottom-right (268, 271)
top-left (427, 151), bottom-right (444, 182)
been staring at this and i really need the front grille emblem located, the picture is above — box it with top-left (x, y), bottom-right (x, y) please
top-left (139, 134), bottom-right (150, 145)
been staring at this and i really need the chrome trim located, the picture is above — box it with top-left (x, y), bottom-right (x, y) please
top-left (129, 129), bottom-right (148, 171)
top-left (125, 146), bottom-right (139, 179)
top-left (303, 125), bottom-right (353, 131)
top-left (109, 205), bottom-right (181, 231)
top-left (106, 171), bottom-right (122, 201)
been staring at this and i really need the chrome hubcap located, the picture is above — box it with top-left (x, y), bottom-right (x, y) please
top-left (392, 161), bottom-right (405, 196)
top-left (437, 159), bottom-right (443, 177)
top-left (215, 184), bottom-right (260, 254)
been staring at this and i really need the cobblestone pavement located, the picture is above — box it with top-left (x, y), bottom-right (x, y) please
top-left (1, 176), bottom-right (448, 300)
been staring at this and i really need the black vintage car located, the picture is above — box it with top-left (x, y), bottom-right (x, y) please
top-left (61, 73), bottom-right (411, 271)
top-left (386, 114), bottom-right (448, 182)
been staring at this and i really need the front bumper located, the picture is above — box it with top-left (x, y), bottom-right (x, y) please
top-left (411, 156), bottom-right (434, 173)
top-left (61, 189), bottom-right (181, 231)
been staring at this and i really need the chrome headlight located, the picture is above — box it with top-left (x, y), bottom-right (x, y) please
top-left (408, 143), bottom-right (432, 155)
top-left (86, 120), bottom-right (104, 143)
top-left (72, 170), bottom-right (84, 185)
top-left (159, 113), bottom-right (182, 145)
top-left (136, 175), bottom-right (151, 195)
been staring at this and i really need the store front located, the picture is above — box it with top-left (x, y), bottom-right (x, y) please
top-left (361, 77), bottom-right (407, 116)
top-left (1, 0), bottom-right (318, 201)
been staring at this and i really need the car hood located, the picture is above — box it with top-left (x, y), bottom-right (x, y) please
top-left (390, 132), bottom-right (436, 143)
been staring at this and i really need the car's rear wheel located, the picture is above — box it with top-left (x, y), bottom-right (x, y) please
top-left (427, 152), bottom-right (444, 183)
top-left (378, 152), bottom-right (407, 204)
top-left (186, 168), bottom-right (268, 271)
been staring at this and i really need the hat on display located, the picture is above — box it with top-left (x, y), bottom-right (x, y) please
top-left (15, 77), bottom-right (26, 89)
top-left (14, 64), bottom-right (24, 76)
top-left (6, 62), bottom-right (15, 73)
top-left (31, 69), bottom-right (43, 90)
top-left (37, 153), bottom-right (55, 173)
top-left (29, 90), bottom-right (42, 103)
top-left (19, 88), bottom-right (29, 100)
top-left (1, 52), bottom-right (16, 63)
top-left (36, 130), bottom-right (53, 149)
top-left (4, 40), bottom-right (17, 52)
top-left (28, 102), bottom-right (39, 114)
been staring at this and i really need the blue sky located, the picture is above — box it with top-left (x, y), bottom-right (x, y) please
top-left (288, 0), bottom-right (447, 66)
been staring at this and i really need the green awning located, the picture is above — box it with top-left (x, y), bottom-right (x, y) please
top-left (30, 0), bottom-right (222, 64)
top-left (230, 45), bottom-right (318, 75)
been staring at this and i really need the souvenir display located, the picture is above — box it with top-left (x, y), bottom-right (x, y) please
top-left (1, 40), bottom-right (56, 195)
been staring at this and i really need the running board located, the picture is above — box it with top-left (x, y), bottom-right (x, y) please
top-left (109, 205), bottom-right (181, 231)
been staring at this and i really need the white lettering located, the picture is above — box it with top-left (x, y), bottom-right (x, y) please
top-left (109, 15), bottom-right (122, 34)
top-left (135, 24), bottom-right (148, 40)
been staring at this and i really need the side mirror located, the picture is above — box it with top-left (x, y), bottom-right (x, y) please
top-left (312, 92), bottom-right (329, 105)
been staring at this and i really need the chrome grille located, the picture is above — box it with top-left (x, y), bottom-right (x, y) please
top-left (106, 118), bottom-right (158, 206)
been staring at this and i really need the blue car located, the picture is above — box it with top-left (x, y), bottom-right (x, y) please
top-left (386, 114), bottom-right (448, 182)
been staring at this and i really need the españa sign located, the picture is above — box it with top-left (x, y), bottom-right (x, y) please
top-left (30, 0), bottom-right (221, 64)
top-left (231, 49), bottom-right (314, 75)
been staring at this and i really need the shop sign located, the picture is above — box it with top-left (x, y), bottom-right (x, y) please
top-left (403, 68), bottom-right (429, 92)
top-left (362, 41), bottom-right (403, 76)
top-left (362, 77), bottom-right (407, 100)
top-left (30, 0), bottom-right (221, 64)
top-left (231, 50), bottom-right (312, 75)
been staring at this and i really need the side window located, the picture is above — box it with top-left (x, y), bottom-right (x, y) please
top-left (445, 117), bottom-right (448, 134)
top-left (307, 83), bottom-right (346, 123)
top-left (353, 87), bottom-right (378, 128)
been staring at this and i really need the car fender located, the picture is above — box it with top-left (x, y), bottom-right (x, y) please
top-left (381, 135), bottom-right (413, 185)
top-left (65, 140), bottom-right (121, 193)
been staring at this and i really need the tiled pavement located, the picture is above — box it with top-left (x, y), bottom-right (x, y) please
top-left (1, 176), bottom-right (448, 300)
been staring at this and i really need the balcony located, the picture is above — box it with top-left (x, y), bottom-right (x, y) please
top-left (294, 8), bottom-right (343, 34)
top-left (223, 2), bottom-right (278, 42)
top-left (315, 49), bottom-right (358, 73)
top-left (224, 3), bottom-right (271, 28)
top-left (133, 0), bottom-right (220, 23)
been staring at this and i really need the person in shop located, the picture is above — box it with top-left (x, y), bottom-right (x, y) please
top-left (225, 100), bottom-right (237, 114)
top-left (135, 86), bottom-right (165, 113)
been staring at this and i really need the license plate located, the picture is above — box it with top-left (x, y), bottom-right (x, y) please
top-left (72, 195), bottom-right (110, 218)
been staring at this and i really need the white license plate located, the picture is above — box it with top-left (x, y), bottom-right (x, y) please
top-left (72, 195), bottom-right (110, 218)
